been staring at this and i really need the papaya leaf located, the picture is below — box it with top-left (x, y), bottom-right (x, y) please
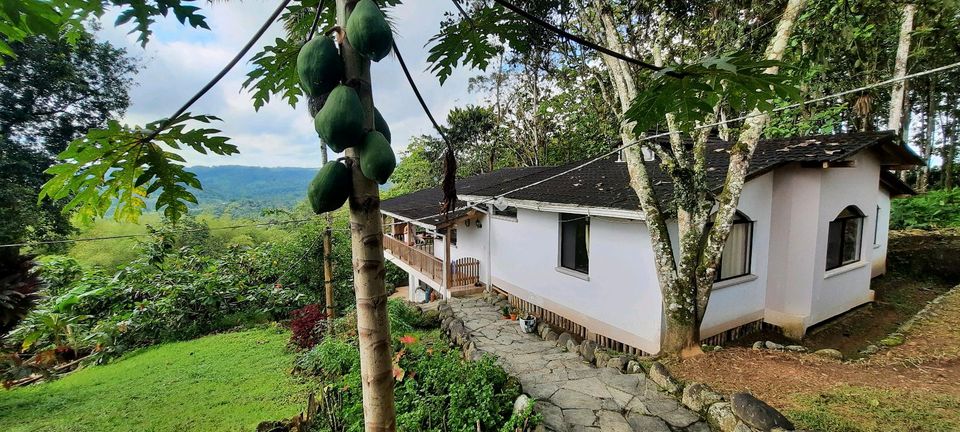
top-left (426, 4), bottom-right (528, 84)
top-left (625, 52), bottom-right (800, 135)
top-left (39, 113), bottom-right (236, 223)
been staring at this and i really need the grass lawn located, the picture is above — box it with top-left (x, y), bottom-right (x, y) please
top-left (0, 327), bottom-right (313, 432)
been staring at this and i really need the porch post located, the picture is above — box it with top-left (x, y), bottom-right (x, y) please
top-left (444, 227), bottom-right (452, 293)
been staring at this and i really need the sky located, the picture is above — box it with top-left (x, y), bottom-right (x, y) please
top-left (94, 0), bottom-right (481, 168)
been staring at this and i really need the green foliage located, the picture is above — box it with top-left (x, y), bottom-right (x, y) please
top-left (626, 53), bottom-right (800, 134)
top-left (499, 395), bottom-right (542, 432)
top-left (295, 337), bottom-right (360, 378)
top-left (39, 113), bottom-right (237, 223)
top-left (890, 189), bottom-right (960, 230)
top-left (0, 0), bottom-right (210, 65)
top-left (0, 328), bottom-right (316, 432)
top-left (295, 322), bottom-right (521, 432)
top-left (386, 139), bottom-right (440, 197)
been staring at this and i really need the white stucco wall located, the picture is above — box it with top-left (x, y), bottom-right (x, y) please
top-left (697, 173), bottom-right (774, 338)
top-left (872, 189), bottom-right (891, 277)
top-left (434, 214), bottom-right (491, 286)
top-left (764, 152), bottom-right (883, 336)
top-left (488, 208), bottom-right (663, 353)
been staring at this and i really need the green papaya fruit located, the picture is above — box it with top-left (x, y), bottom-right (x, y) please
top-left (308, 161), bottom-right (352, 214)
top-left (296, 37), bottom-right (343, 97)
top-left (374, 108), bottom-right (391, 143)
top-left (346, 0), bottom-right (393, 62)
top-left (357, 131), bottom-right (396, 184)
top-left (314, 85), bottom-right (365, 152)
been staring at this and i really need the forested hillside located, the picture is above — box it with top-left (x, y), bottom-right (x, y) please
top-left (174, 166), bottom-right (316, 216)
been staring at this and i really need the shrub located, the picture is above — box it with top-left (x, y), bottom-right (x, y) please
top-left (295, 337), bottom-right (359, 378)
top-left (289, 304), bottom-right (328, 349)
top-left (891, 189), bottom-right (960, 230)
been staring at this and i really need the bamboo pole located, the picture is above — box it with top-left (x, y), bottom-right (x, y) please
top-left (336, 0), bottom-right (396, 430)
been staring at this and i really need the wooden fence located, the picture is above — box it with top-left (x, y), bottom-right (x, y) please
top-left (450, 257), bottom-right (480, 287)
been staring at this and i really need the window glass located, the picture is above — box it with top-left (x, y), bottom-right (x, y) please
top-left (716, 213), bottom-right (753, 281)
top-left (560, 213), bottom-right (590, 274)
top-left (826, 206), bottom-right (864, 270)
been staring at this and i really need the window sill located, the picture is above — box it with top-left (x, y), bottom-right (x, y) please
top-left (555, 266), bottom-right (590, 281)
top-left (713, 274), bottom-right (758, 290)
top-left (824, 260), bottom-right (868, 279)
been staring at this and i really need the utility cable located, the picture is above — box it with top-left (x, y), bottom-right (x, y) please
top-left (486, 0), bottom-right (683, 78)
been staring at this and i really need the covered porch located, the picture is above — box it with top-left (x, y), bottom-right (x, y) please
top-left (381, 209), bottom-right (487, 300)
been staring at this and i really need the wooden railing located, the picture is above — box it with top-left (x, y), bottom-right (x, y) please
top-left (383, 235), bottom-right (443, 284)
top-left (450, 257), bottom-right (480, 287)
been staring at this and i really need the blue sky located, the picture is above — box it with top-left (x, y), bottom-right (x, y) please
top-left (94, 0), bottom-right (481, 168)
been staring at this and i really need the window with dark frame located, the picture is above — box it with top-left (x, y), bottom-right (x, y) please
top-left (715, 212), bottom-right (754, 282)
top-left (449, 228), bottom-right (458, 246)
top-left (826, 206), bottom-right (864, 271)
top-left (559, 213), bottom-right (590, 274)
top-left (874, 205), bottom-right (881, 245)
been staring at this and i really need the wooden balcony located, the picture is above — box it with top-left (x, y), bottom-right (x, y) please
top-left (383, 234), bottom-right (484, 297)
top-left (383, 234), bottom-right (444, 284)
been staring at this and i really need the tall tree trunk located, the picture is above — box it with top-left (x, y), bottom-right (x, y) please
top-left (591, 0), bottom-right (805, 356)
top-left (336, 0), bottom-right (396, 429)
top-left (918, 80), bottom-right (935, 192)
top-left (946, 119), bottom-right (957, 190)
top-left (888, 3), bottom-right (916, 135)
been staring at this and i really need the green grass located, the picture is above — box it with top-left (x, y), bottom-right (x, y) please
top-left (786, 386), bottom-right (960, 432)
top-left (0, 327), bottom-right (313, 432)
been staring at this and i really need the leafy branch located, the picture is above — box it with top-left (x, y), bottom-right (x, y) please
top-left (39, 114), bottom-right (236, 223)
top-left (0, 0), bottom-right (210, 65)
top-left (625, 53), bottom-right (802, 134)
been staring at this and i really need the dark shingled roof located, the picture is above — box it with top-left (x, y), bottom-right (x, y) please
top-left (380, 167), bottom-right (553, 226)
top-left (382, 131), bottom-right (919, 223)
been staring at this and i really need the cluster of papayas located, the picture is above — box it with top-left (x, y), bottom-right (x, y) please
top-left (299, 0), bottom-right (397, 214)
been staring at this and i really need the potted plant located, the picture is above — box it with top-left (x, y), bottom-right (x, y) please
top-left (500, 305), bottom-right (511, 319)
top-left (519, 314), bottom-right (536, 334)
top-left (509, 307), bottom-right (518, 321)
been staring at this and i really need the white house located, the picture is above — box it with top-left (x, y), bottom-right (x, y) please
top-left (380, 131), bottom-right (919, 355)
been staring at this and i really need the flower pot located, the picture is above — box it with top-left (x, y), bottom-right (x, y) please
top-left (509, 313), bottom-right (518, 321)
top-left (519, 316), bottom-right (537, 334)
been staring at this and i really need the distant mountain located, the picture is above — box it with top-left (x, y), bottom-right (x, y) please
top-left (175, 166), bottom-right (318, 217)
top-left (147, 165), bottom-right (392, 217)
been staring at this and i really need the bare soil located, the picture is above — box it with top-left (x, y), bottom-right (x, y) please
top-left (670, 231), bottom-right (960, 431)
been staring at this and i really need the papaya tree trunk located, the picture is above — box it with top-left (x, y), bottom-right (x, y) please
top-left (336, 0), bottom-right (396, 430)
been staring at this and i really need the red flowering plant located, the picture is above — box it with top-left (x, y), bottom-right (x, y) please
top-left (289, 304), bottom-right (328, 349)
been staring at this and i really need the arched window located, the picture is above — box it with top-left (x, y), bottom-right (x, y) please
top-left (716, 212), bottom-right (754, 281)
top-left (826, 206), bottom-right (865, 270)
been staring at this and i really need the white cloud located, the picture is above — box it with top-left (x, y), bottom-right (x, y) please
top-left (92, 0), bottom-right (484, 168)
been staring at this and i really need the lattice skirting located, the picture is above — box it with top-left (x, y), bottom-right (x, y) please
top-left (494, 285), bottom-right (782, 356)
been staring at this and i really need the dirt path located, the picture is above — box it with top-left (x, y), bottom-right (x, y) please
top-left (669, 286), bottom-right (960, 431)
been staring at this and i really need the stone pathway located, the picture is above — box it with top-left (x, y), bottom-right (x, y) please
top-left (448, 296), bottom-right (708, 432)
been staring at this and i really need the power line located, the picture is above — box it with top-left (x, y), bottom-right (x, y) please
top-left (141, 0), bottom-right (292, 144)
top-left (486, 0), bottom-right (683, 78)
top-left (306, 0), bottom-right (326, 42)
